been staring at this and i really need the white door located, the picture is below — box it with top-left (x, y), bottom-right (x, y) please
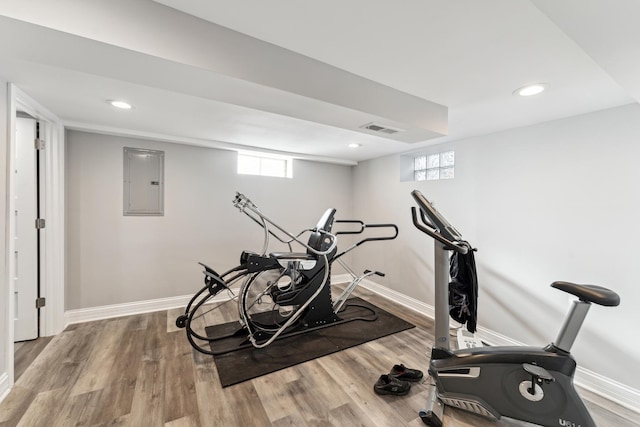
top-left (13, 116), bottom-right (39, 342)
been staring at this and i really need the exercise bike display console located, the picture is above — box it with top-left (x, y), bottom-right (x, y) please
top-left (410, 189), bottom-right (620, 427)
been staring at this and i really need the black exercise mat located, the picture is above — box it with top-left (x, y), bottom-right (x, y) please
top-left (206, 296), bottom-right (415, 387)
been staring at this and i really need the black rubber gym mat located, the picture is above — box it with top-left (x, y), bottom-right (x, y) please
top-left (206, 296), bottom-right (414, 387)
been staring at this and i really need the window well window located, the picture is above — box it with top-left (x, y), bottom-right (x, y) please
top-left (414, 151), bottom-right (454, 181)
top-left (237, 151), bottom-right (293, 178)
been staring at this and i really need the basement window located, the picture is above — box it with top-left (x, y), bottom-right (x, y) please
top-left (414, 151), bottom-right (455, 181)
top-left (237, 151), bottom-right (293, 178)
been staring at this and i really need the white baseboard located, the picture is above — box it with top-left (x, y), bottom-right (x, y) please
top-left (347, 274), bottom-right (435, 319)
top-left (575, 366), bottom-right (640, 415)
top-left (355, 277), bottom-right (640, 415)
top-left (64, 293), bottom-right (230, 326)
top-left (0, 372), bottom-right (9, 403)
top-left (66, 276), bottom-right (361, 327)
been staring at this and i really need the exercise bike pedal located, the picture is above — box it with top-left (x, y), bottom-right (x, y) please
top-left (522, 363), bottom-right (555, 383)
top-left (520, 363), bottom-right (555, 401)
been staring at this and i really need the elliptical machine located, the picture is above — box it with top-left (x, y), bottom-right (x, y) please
top-left (410, 190), bottom-right (620, 427)
top-left (176, 192), bottom-right (398, 354)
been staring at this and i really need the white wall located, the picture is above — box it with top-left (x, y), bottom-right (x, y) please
top-left (65, 131), bottom-right (354, 310)
top-left (352, 103), bottom-right (640, 392)
top-left (0, 80), bottom-right (9, 397)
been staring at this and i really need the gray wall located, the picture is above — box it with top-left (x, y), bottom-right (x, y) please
top-left (0, 80), bottom-right (8, 387)
top-left (65, 131), bottom-right (354, 309)
top-left (351, 103), bottom-right (640, 391)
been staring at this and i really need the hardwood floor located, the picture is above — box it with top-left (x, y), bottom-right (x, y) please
top-left (1, 286), bottom-right (638, 427)
top-left (13, 337), bottom-right (54, 382)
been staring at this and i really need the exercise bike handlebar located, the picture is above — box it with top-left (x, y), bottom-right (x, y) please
top-left (411, 206), bottom-right (468, 255)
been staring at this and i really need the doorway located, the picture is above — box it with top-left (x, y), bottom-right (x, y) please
top-left (13, 114), bottom-right (41, 342)
top-left (4, 85), bottom-right (65, 389)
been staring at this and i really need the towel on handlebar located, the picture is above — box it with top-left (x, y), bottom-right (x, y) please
top-left (448, 241), bottom-right (478, 333)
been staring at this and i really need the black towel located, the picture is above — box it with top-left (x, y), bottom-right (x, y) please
top-left (448, 242), bottom-right (478, 333)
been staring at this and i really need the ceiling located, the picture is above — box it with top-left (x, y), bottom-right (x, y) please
top-left (0, 0), bottom-right (638, 164)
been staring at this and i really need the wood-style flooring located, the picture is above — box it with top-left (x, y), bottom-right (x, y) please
top-left (1, 286), bottom-right (638, 427)
top-left (13, 337), bottom-right (53, 383)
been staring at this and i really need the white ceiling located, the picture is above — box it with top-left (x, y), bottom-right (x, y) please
top-left (0, 0), bottom-right (638, 164)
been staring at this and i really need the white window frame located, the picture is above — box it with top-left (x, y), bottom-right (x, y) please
top-left (237, 150), bottom-right (293, 178)
top-left (414, 150), bottom-right (455, 181)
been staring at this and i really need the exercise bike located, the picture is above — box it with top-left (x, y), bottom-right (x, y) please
top-left (410, 189), bottom-right (620, 427)
top-left (176, 192), bottom-right (398, 354)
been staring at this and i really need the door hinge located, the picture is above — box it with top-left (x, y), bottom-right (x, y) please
top-left (35, 218), bottom-right (46, 229)
top-left (36, 297), bottom-right (46, 309)
top-left (35, 138), bottom-right (45, 150)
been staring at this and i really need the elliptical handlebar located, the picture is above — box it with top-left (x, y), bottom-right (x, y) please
top-left (335, 220), bottom-right (398, 243)
top-left (332, 221), bottom-right (399, 262)
top-left (233, 192), bottom-right (338, 257)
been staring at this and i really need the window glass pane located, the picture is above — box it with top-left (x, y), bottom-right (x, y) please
top-left (237, 155), bottom-right (260, 175)
top-left (440, 151), bottom-right (455, 167)
top-left (427, 154), bottom-right (440, 168)
top-left (238, 153), bottom-right (292, 178)
top-left (260, 157), bottom-right (286, 177)
top-left (411, 150), bottom-right (455, 182)
top-left (427, 169), bottom-right (440, 180)
top-left (440, 167), bottom-right (455, 179)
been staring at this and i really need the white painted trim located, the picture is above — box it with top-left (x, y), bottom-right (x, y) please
top-left (2, 85), bottom-right (66, 403)
top-left (575, 367), bottom-right (640, 415)
top-left (64, 275), bottom-right (366, 327)
top-left (40, 120), bottom-right (65, 336)
top-left (354, 277), bottom-right (640, 415)
top-left (337, 274), bottom-right (434, 319)
top-left (475, 325), bottom-right (526, 347)
top-left (64, 293), bottom-right (231, 326)
top-left (11, 86), bottom-right (66, 338)
top-left (331, 274), bottom-right (352, 285)
top-left (0, 372), bottom-right (9, 403)
top-left (5, 84), bottom-right (17, 390)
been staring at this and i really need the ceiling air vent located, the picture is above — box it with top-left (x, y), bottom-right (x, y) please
top-left (361, 122), bottom-right (404, 135)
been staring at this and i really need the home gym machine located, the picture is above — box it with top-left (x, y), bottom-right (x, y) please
top-left (176, 192), bottom-right (398, 354)
top-left (410, 189), bottom-right (620, 427)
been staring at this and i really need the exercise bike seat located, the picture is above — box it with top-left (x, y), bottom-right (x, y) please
top-left (552, 281), bottom-right (620, 306)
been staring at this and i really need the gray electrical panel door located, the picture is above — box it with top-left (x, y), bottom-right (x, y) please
top-left (124, 147), bottom-right (164, 216)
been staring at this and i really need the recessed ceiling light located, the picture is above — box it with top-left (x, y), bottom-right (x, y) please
top-left (348, 143), bottom-right (361, 148)
top-left (109, 100), bottom-right (133, 109)
top-left (514, 84), bottom-right (546, 97)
